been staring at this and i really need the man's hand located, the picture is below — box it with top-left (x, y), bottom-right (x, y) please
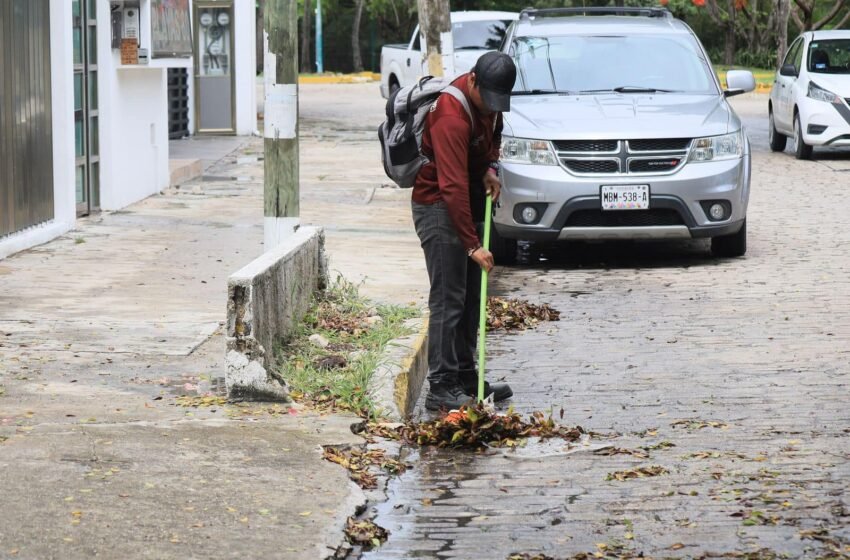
top-left (483, 171), bottom-right (501, 203)
top-left (470, 247), bottom-right (494, 273)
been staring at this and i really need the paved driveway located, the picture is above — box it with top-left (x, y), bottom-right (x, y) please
top-left (365, 95), bottom-right (850, 559)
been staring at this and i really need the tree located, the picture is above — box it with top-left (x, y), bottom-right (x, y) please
top-left (301, 0), bottom-right (313, 72)
top-left (776, 0), bottom-right (792, 68)
top-left (704, 0), bottom-right (739, 64)
top-left (352, 0), bottom-right (365, 72)
top-left (416, 0), bottom-right (453, 77)
top-left (791, 0), bottom-right (848, 30)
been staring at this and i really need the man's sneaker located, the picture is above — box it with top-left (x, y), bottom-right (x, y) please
top-left (425, 383), bottom-right (473, 411)
top-left (459, 374), bottom-right (513, 402)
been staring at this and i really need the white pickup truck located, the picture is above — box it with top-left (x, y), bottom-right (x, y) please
top-left (379, 11), bottom-right (518, 98)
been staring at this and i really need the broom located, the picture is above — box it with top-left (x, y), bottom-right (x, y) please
top-left (477, 195), bottom-right (493, 403)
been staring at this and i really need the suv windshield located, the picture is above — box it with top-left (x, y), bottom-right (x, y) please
top-left (808, 39), bottom-right (850, 74)
top-left (453, 20), bottom-right (512, 50)
top-left (510, 34), bottom-right (717, 94)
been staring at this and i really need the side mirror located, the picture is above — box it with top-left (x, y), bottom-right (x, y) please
top-left (779, 63), bottom-right (798, 77)
top-left (724, 70), bottom-right (756, 97)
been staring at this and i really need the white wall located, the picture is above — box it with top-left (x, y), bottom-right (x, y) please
top-left (234, 0), bottom-right (258, 135)
top-left (97, 0), bottom-right (170, 211)
top-left (0, 0), bottom-right (77, 260)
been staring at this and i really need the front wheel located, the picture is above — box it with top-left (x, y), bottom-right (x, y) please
top-left (768, 109), bottom-right (787, 152)
top-left (793, 114), bottom-right (813, 160)
top-left (711, 220), bottom-right (747, 258)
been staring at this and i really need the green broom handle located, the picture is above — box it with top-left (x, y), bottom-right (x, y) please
top-left (478, 195), bottom-right (493, 403)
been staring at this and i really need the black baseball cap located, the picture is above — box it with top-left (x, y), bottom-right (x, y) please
top-left (473, 52), bottom-right (517, 112)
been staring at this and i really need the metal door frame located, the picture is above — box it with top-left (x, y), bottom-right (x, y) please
top-left (73, 0), bottom-right (100, 215)
top-left (193, 0), bottom-right (236, 135)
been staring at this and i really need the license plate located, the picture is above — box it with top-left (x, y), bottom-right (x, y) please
top-left (601, 185), bottom-right (650, 210)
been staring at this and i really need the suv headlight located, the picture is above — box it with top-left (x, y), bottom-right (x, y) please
top-left (501, 137), bottom-right (558, 165)
top-left (808, 81), bottom-right (842, 104)
top-left (688, 131), bottom-right (743, 163)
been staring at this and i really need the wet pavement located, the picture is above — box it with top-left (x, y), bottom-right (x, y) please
top-left (362, 97), bottom-right (850, 559)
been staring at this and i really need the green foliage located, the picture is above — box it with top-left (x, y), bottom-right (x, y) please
top-left (277, 275), bottom-right (420, 419)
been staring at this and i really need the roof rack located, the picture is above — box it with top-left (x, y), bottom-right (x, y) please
top-left (519, 7), bottom-right (673, 20)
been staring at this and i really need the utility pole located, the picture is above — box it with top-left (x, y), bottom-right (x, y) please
top-left (416, 0), bottom-right (454, 77)
top-left (315, 0), bottom-right (323, 73)
top-left (263, 0), bottom-right (299, 247)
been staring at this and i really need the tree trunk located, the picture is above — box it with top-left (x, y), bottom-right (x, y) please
top-left (416, 0), bottom-right (453, 77)
top-left (352, 0), bottom-right (365, 72)
top-left (724, 0), bottom-right (736, 65)
top-left (776, 0), bottom-right (792, 69)
top-left (301, 0), bottom-right (313, 73)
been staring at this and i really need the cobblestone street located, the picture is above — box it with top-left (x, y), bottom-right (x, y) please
top-left (364, 97), bottom-right (850, 559)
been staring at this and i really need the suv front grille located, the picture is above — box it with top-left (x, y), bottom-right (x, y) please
top-left (555, 138), bottom-right (691, 176)
top-left (564, 160), bottom-right (619, 174)
top-left (628, 138), bottom-right (691, 152)
top-left (566, 209), bottom-right (685, 227)
top-left (553, 140), bottom-right (618, 153)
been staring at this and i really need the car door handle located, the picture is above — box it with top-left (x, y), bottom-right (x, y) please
top-left (406, 58), bottom-right (411, 67)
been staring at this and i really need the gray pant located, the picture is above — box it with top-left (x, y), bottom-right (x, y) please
top-left (412, 201), bottom-right (482, 387)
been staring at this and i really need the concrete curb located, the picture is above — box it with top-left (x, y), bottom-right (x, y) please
top-left (298, 72), bottom-right (380, 84)
top-left (368, 317), bottom-right (429, 421)
top-left (225, 227), bottom-right (328, 401)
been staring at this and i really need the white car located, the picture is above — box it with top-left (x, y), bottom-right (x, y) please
top-left (769, 30), bottom-right (850, 159)
top-left (379, 11), bottom-right (518, 98)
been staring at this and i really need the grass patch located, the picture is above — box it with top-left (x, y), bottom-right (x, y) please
top-left (277, 276), bottom-right (419, 419)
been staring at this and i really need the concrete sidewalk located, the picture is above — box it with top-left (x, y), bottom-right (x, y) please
top-left (0, 84), bottom-right (426, 559)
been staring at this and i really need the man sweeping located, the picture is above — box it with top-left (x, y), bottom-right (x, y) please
top-left (411, 52), bottom-right (518, 411)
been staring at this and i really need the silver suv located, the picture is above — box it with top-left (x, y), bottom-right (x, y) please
top-left (492, 7), bottom-right (755, 260)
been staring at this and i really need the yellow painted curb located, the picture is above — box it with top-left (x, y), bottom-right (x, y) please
top-left (299, 72), bottom-right (380, 84)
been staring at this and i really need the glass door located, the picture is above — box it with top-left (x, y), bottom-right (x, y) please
top-left (194, 1), bottom-right (235, 133)
top-left (73, 0), bottom-right (100, 215)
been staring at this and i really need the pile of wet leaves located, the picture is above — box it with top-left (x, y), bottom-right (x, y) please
top-left (373, 404), bottom-right (584, 450)
top-left (605, 465), bottom-right (669, 481)
top-left (487, 297), bottom-right (560, 332)
top-left (344, 517), bottom-right (388, 550)
top-left (322, 445), bottom-right (409, 489)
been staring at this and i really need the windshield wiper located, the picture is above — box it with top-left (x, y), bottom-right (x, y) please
top-left (512, 89), bottom-right (573, 96)
top-left (454, 46), bottom-right (487, 51)
top-left (578, 86), bottom-right (677, 94)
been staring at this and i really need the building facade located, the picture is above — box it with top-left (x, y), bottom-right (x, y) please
top-left (0, 0), bottom-right (257, 259)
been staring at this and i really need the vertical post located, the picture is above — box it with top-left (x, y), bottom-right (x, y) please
top-left (315, 0), bottom-right (323, 73)
top-left (416, 0), bottom-right (453, 78)
top-left (263, 0), bottom-right (300, 248)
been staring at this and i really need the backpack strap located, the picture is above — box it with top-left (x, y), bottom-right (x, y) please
top-left (442, 85), bottom-right (476, 136)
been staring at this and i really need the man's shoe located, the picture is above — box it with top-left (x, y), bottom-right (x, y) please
top-left (459, 377), bottom-right (513, 402)
top-left (425, 383), bottom-right (473, 411)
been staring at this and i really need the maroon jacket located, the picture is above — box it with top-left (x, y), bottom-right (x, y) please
top-left (412, 74), bottom-right (503, 253)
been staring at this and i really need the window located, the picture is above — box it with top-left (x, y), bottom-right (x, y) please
top-left (808, 39), bottom-right (850, 75)
top-left (452, 20), bottom-right (512, 51)
top-left (783, 38), bottom-right (802, 71)
top-left (511, 34), bottom-right (717, 95)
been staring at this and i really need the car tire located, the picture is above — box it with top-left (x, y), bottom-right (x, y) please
top-left (793, 114), bottom-right (813, 160)
top-left (489, 226), bottom-right (517, 265)
top-left (711, 219), bottom-right (747, 258)
top-left (768, 109), bottom-right (787, 152)
top-left (389, 77), bottom-right (400, 96)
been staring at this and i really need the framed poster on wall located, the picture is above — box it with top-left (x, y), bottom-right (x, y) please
top-left (151, 0), bottom-right (193, 58)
